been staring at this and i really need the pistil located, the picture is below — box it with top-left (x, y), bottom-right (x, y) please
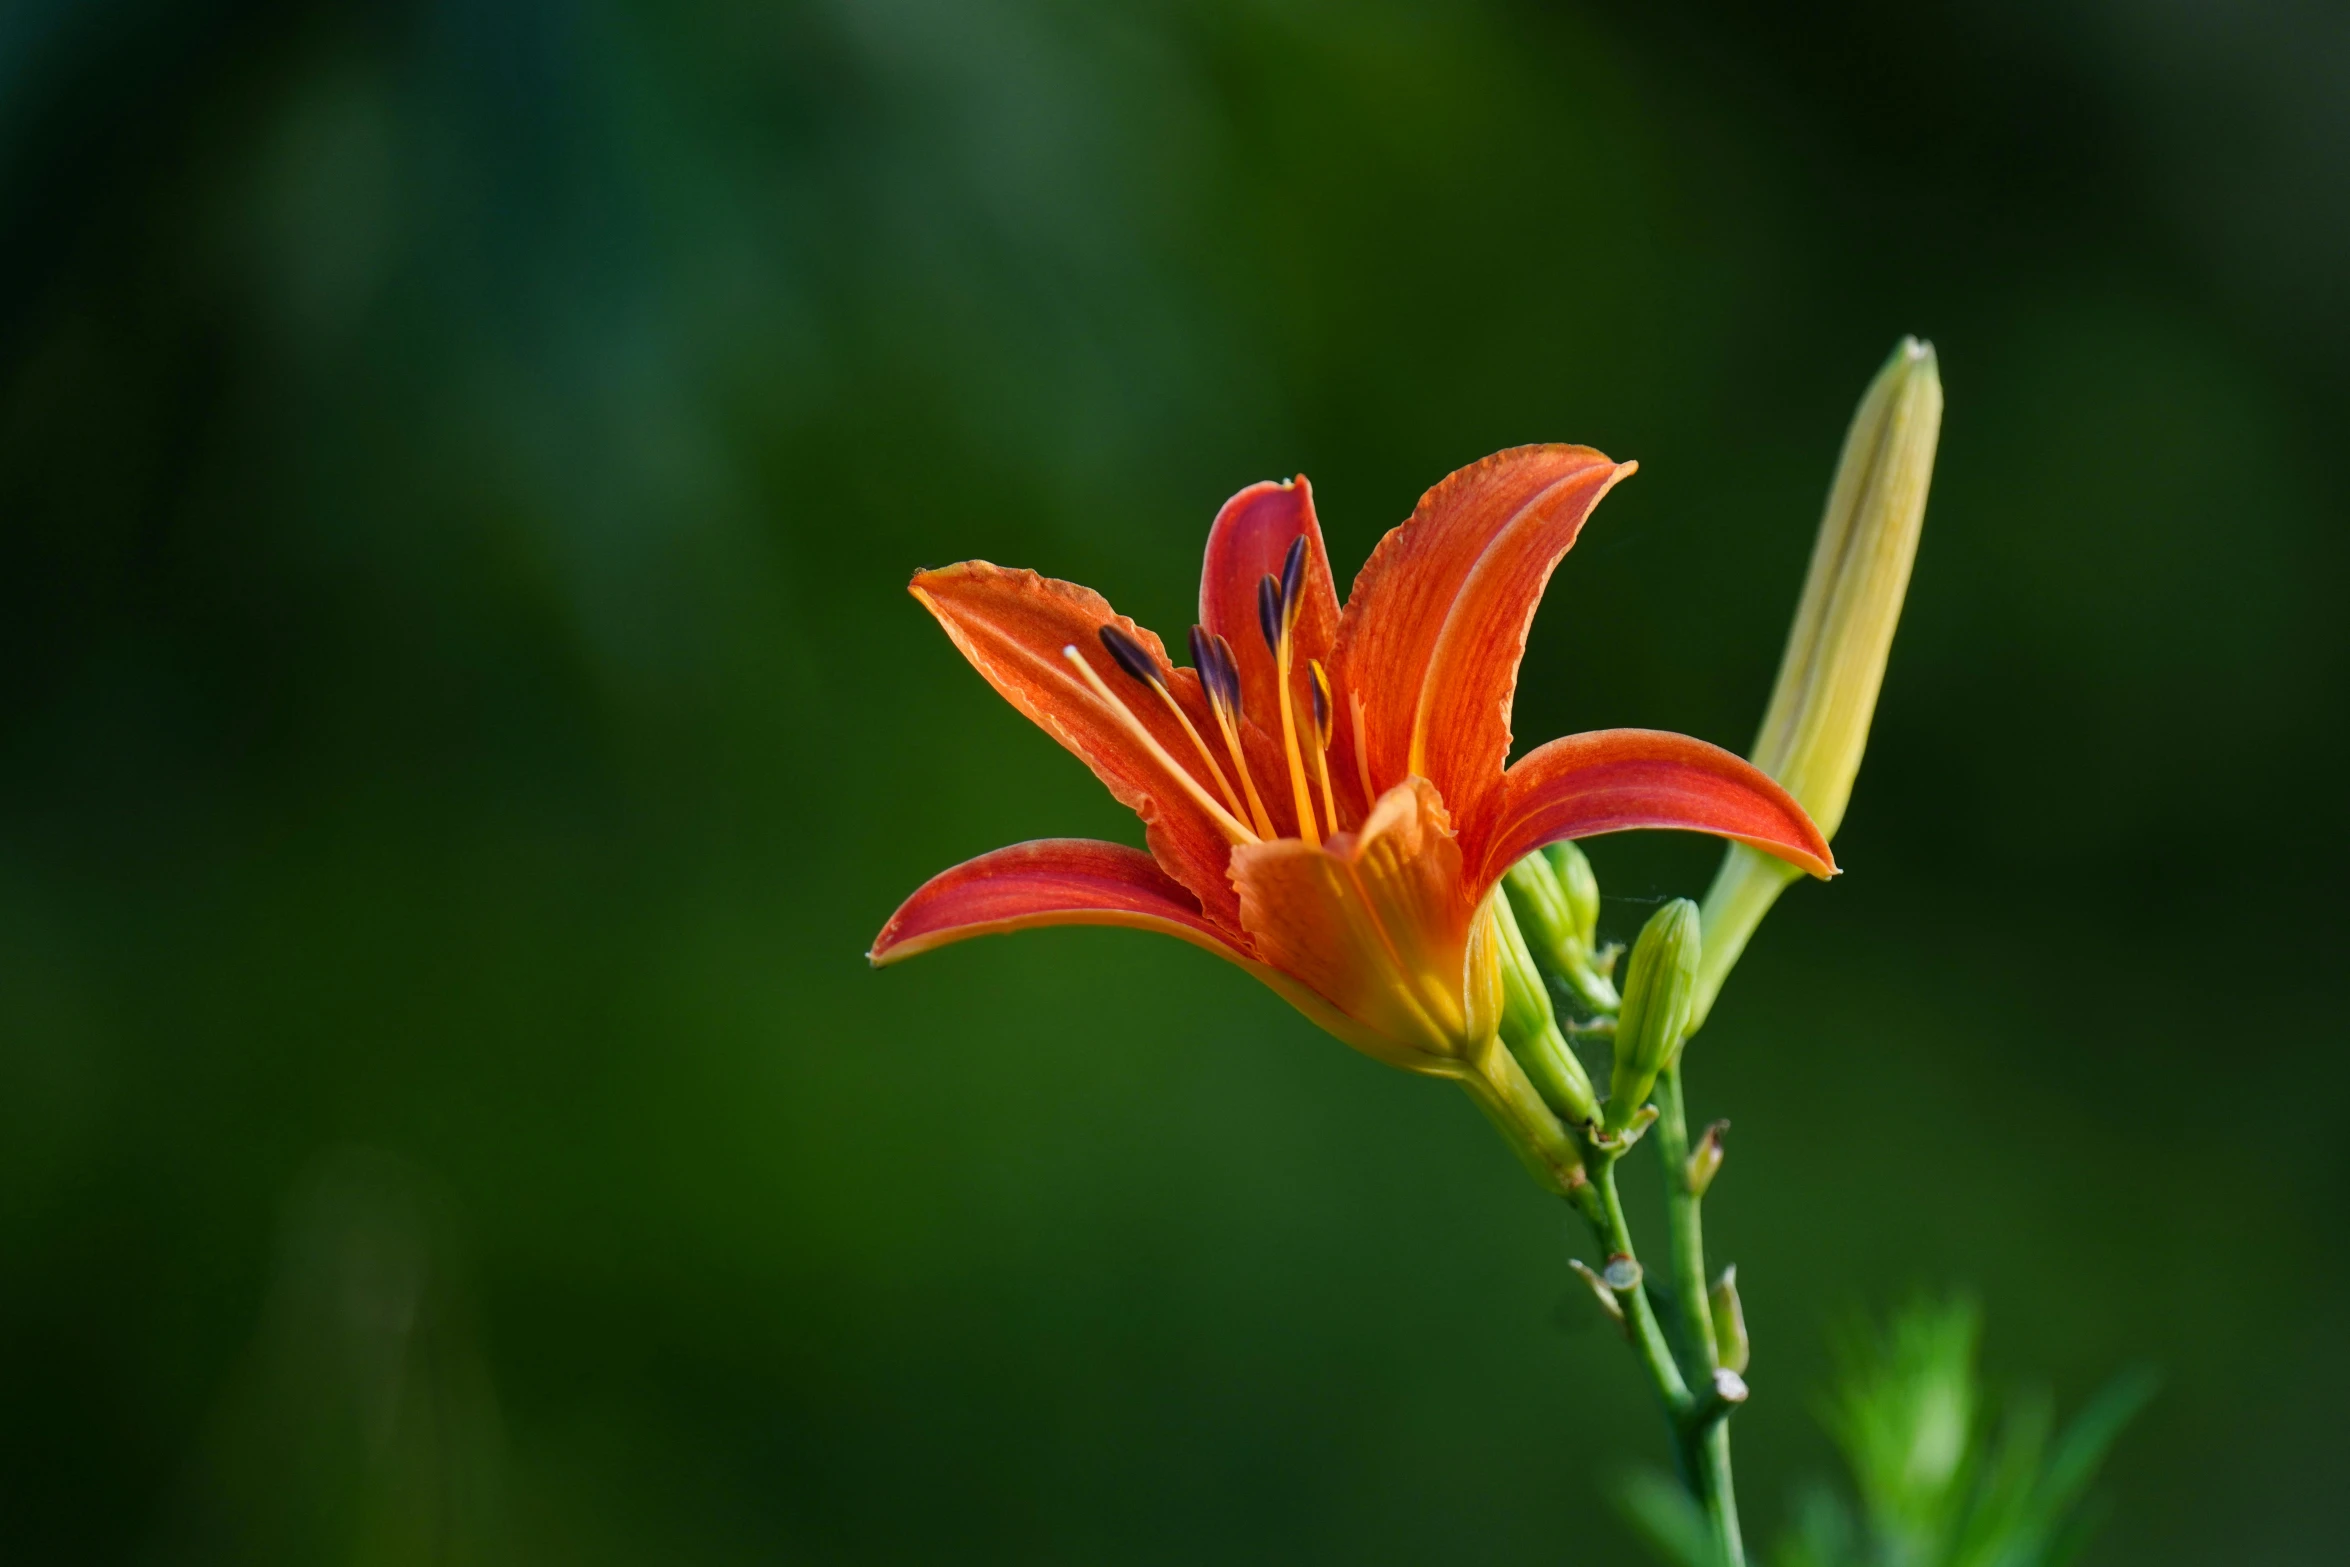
top-left (1349, 689), bottom-right (1378, 809)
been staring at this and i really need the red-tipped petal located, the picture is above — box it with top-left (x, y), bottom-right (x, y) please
top-left (1330, 447), bottom-right (1633, 850)
top-left (870, 839), bottom-right (1251, 965)
top-left (1198, 478), bottom-right (1342, 756)
top-left (1476, 729), bottom-right (1835, 892)
top-left (911, 563), bottom-right (1243, 929)
top-left (870, 838), bottom-right (1400, 1058)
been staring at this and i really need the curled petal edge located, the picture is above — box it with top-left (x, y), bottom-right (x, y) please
top-left (1477, 729), bottom-right (1835, 893)
top-left (869, 839), bottom-right (1403, 1063)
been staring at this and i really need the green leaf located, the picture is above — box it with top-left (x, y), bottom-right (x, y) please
top-left (1784, 1298), bottom-right (2156, 1567)
top-left (2039, 1366), bottom-right (2161, 1517)
top-left (1616, 1468), bottom-right (1720, 1567)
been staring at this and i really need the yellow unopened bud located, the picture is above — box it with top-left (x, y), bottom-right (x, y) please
top-left (1755, 337), bottom-right (1940, 837)
top-left (1606, 899), bottom-right (1700, 1130)
top-left (1696, 339), bottom-right (1942, 1028)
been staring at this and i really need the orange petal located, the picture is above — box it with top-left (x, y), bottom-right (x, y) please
top-left (870, 839), bottom-right (1406, 1057)
top-left (1476, 728), bottom-right (1836, 891)
top-left (1329, 446), bottom-right (1634, 852)
top-left (870, 839), bottom-right (1248, 964)
top-left (1196, 479), bottom-right (1348, 793)
top-left (1229, 778), bottom-right (1480, 1070)
top-left (911, 563), bottom-right (1244, 930)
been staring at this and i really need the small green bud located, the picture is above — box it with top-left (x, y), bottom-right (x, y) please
top-left (1458, 922), bottom-right (1587, 1196)
top-left (1685, 1119), bottom-right (1728, 1197)
top-left (1606, 900), bottom-right (1701, 1130)
top-left (1568, 1258), bottom-right (1626, 1327)
top-left (1544, 841), bottom-right (1602, 949)
top-left (1502, 842), bottom-right (1621, 1015)
top-left (1710, 1265), bottom-right (1750, 1375)
top-left (1486, 893), bottom-right (1602, 1126)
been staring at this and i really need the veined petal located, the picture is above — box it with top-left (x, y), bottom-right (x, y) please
top-left (1329, 446), bottom-right (1633, 852)
top-left (870, 839), bottom-right (1242, 964)
top-left (1477, 728), bottom-right (1835, 892)
top-left (870, 839), bottom-right (1407, 1058)
top-left (1198, 477), bottom-right (1341, 730)
top-left (1229, 778), bottom-right (1479, 1071)
top-left (911, 563), bottom-right (1244, 929)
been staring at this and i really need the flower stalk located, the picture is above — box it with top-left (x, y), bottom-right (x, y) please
top-left (1561, 338), bottom-right (1941, 1563)
top-left (875, 347), bottom-right (1939, 1567)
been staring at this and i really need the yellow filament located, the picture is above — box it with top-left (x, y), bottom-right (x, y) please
top-left (1062, 648), bottom-right (1258, 846)
top-left (1350, 689), bottom-right (1378, 808)
top-left (1312, 737), bottom-right (1339, 840)
top-left (1209, 703), bottom-right (1278, 840)
top-left (1143, 678), bottom-right (1248, 827)
top-left (1272, 631), bottom-right (1320, 847)
top-left (1308, 660), bottom-right (1340, 839)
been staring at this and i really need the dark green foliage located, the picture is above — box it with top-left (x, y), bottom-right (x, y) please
top-left (1776, 1301), bottom-right (2156, 1567)
top-left (1621, 1300), bottom-right (2151, 1567)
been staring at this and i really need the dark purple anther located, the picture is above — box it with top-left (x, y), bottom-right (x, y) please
top-left (1096, 623), bottom-right (1161, 687)
top-left (1279, 535), bottom-right (1307, 621)
top-left (1208, 632), bottom-right (1246, 719)
top-left (1189, 625), bottom-right (1240, 716)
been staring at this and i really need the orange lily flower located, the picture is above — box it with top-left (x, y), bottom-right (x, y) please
top-left (871, 447), bottom-right (1832, 1184)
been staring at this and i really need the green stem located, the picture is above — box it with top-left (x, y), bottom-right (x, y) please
top-left (1577, 1159), bottom-right (1690, 1418)
top-left (1692, 1422), bottom-right (1743, 1567)
top-left (1652, 1069), bottom-right (1713, 1381)
top-left (1654, 1065), bottom-right (1745, 1567)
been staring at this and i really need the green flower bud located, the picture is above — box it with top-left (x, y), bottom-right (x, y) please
top-left (1710, 1265), bottom-right (1750, 1375)
top-left (1606, 899), bottom-right (1701, 1130)
top-left (1456, 911), bottom-right (1588, 1195)
top-left (1545, 841), bottom-right (1601, 949)
top-left (1695, 339), bottom-right (1941, 1030)
top-left (1486, 893), bottom-right (1601, 1127)
top-left (1684, 1119), bottom-right (1728, 1198)
top-left (1502, 841), bottom-right (1621, 1016)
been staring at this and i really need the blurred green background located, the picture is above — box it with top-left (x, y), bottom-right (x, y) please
top-left (3, 1), bottom-right (2343, 1561)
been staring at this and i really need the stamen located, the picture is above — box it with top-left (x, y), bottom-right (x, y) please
top-left (1094, 622), bottom-right (1161, 686)
top-left (1350, 688), bottom-right (1377, 807)
top-left (1192, 626), bottom-right (1275, 839)
top-left (1061, 645), bottom-right (1258, 846)
top-left (1278, 535), bottom-right (1307, 620)
top-left (1188, 625), bottom-right (1238, 714)
top-left (1307, 659), bottom-right (1340, 838)
top-left (1098, 625), bottom-right (1247, 825)
top-left (1261, 563), bottom-right (1320, 847)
